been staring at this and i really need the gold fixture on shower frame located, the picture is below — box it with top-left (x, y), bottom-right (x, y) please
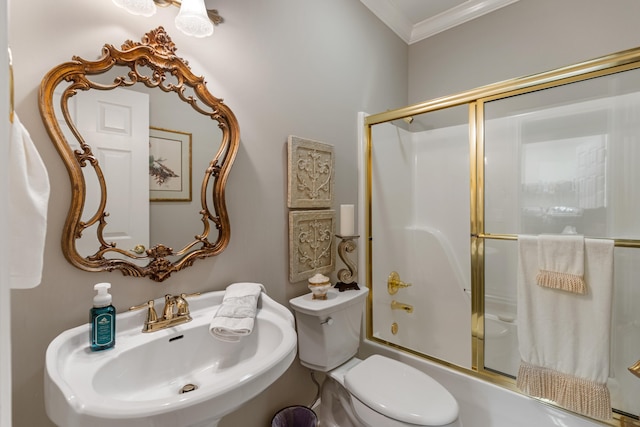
top-left (364, 46), bottom-right (640, 427)
top-left (387, 271), bottom-right (412, 295)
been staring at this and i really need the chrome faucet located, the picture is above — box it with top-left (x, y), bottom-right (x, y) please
top-left (130, 292), bottom-right (200, 333)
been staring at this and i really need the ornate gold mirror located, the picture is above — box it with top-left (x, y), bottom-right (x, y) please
top-left (39, 27), bottom-right (239, 281)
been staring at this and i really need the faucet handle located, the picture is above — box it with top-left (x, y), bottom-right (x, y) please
top-left (129, 300), bottom-right (159, 324)
top-left (176, 292), bottom-right (201, 316)
top-left (387, 271), bottom-right (412, 295)
top-left (163, 294), bottom-right (177, 320)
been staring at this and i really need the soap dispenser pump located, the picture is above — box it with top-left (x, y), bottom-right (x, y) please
top-left (90, 282), bottom-right (116, 351)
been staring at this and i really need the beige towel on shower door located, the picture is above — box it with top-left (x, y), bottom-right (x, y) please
top-left (516, 235), bottom-right (614, 420)
top-left (536, 234), bottom-right (586, 294)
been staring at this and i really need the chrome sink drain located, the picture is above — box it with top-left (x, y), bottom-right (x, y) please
top-left (179, 383), bottom-right (198, 394)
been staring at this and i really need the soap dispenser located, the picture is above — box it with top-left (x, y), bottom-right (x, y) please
top-left (90, 282), bottom-right (116, 351)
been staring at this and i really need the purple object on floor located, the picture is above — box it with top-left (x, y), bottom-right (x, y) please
top-left (271, 405), bottom-right (318, 427)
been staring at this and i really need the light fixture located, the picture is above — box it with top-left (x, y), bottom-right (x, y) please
top-left (174, 0), bottom-right (213, 38)
top-left (112, 0), bottom-right (223, 37)
top-left (112, 0), bottom-right (157, 17)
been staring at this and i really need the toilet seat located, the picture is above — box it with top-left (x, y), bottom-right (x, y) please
top-left (344, 355), bottom-right (459, 426)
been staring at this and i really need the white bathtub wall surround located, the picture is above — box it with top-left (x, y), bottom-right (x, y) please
top-left (373, 227), bottom-right (471, 367)
top-left (359, 340), bottom-right (605, 427)
top-left (368, 117), bottom-right (472, 369)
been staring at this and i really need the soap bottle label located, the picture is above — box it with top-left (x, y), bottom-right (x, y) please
top-left (94, 313), bottom-right (114, 346)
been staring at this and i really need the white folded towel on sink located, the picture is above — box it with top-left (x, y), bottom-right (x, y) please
top-left (210, 282), bottom-right (265, 342)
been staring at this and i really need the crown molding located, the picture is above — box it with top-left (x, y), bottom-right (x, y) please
top-left (360, 0), bottom-right (414, 43)
top-left (361, 0), bottom-right (520, 45)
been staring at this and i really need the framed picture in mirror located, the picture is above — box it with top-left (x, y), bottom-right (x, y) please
top-left (149, 126), bottom-right (192, 202)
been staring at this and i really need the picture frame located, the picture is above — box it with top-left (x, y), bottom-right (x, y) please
top-left (149, 127), bottom-right (192, 202)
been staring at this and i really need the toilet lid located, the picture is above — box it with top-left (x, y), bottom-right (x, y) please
top-left (344, 355), bottom-right (459, 426)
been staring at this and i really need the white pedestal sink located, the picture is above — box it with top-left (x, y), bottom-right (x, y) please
top-left (44, 290), bottom-right (297, 427)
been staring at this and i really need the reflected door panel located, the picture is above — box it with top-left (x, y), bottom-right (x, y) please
top-left (74, 88), bottom-right (150, 259)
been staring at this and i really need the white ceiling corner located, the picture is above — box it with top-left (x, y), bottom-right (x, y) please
top-left (360, 0), bottom-right (521, 45)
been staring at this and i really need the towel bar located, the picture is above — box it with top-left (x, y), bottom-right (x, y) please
top-left (476, 233), bottom-right (640, 249)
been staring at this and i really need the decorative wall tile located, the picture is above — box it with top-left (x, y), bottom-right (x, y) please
top-left (288, 210), bottom-right (336, 282)
top-left (287, 135), bottom-right (334, 209)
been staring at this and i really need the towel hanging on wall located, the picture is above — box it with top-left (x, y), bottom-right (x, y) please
top-left (9, 113), bottom-right (51, 289)
top-left (516, 235), bottom-right (614, 420)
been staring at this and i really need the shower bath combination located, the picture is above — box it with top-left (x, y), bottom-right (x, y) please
top-left (361, 44), bottom-right (640, 426)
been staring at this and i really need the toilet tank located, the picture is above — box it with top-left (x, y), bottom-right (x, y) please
top-left (289, 287), bottom-right (369, 372)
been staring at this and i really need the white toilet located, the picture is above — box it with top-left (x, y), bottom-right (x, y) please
top-left (289, 287), bottom-right (462, 427)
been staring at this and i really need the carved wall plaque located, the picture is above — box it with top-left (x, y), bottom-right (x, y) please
top-left (288, 210), bottom-right (336, 282)
top-left (287, 136), bottom-right (334, 209)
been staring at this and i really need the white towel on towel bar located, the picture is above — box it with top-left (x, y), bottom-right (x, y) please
top-left (536, 234), bottom-right (586, 294)
top-left (517, 235), bottom-right (614, 420)
top-left (210, 282), bottom-right (265, 342)
top-left (9, 114), bottom-right (50, 289)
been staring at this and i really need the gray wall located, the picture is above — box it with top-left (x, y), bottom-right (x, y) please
top-left (409, 0), bottom-right (640, 105)
top-left (8, 1), bottom-right (407, 426)
top-left (10, 0), bottom-right (640, 425)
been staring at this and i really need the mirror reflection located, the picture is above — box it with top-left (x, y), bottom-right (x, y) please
top-left (39, 27), bottom-right (239, 281)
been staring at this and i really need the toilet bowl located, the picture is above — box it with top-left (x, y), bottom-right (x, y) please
top-left (289, 287), bottom-right (461, 427)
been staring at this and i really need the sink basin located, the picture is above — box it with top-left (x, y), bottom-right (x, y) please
top-left (45, 290), bottom-right (297, 427)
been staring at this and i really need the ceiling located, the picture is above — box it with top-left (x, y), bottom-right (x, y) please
top-left (360, 0), bottom-right (520, 44)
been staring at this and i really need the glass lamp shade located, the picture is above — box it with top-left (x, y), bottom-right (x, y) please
top-left (175, 0), bottom-right (214, 38)
top-left (112, 0), bottom-right (157, 17)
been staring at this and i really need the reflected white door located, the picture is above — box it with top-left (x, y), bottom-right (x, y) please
top-left (74, 88), bottom-right (150, 258)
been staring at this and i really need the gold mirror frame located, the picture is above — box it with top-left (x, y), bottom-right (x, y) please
top-left (39, 27), bottom-right (239, 282)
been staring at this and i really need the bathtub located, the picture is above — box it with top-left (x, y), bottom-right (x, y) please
top-left (483, 313), bottom-right (519, 378)
top-left (359, 340), bottom-right (604, 427)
